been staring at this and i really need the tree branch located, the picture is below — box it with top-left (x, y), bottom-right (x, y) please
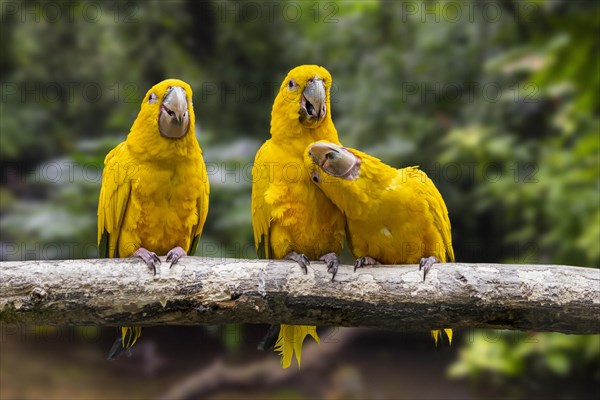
top-left (1, 258), bottom-right (598, 334)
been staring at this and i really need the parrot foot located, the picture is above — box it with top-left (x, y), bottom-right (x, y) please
top-left (419, 256), bottom-right (441, 281)
top-left (166, 246), bottom-right (187, 268)
top-left (319, 252), bottom-right (339, 282)
top-left (284, 251), bottom-right (310, 274)
top-left (354, 256), bottom-right (381, 272)
top-left (132, 248), bottom-right (161, 275)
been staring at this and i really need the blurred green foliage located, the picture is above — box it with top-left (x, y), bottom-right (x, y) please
top-left (0, 0), bottom-right (598, 395)
top-left (449, 331), bottom-right (599, 398)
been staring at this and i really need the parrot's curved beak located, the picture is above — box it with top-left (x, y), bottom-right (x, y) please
top-left (159, 86), bottom-right (190, 139)
top-left (299, 77), bottom-right (327, 128)
top-left (308, 142), bottom-right (361, 181)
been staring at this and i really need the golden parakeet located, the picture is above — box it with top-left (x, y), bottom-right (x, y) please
top-left (305, 141), bottom-right (453, 345)
top-left (98, 79), bottom-right (209, 359)
top-left (252, 66), bottom-right (346, 367)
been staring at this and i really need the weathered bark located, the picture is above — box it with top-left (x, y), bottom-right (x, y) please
top-left (0, 257), bottom-right (598, 333)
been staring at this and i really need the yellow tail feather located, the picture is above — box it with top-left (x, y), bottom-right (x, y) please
top-left (431, 329), bottom-right (453, 346)
top-left (274, 324), bottom-right (320, 368)
top-left (431, 329), bottom-right (440, 346)
top-left (444, 328), bottom-right (453, 345)
top-left (121, 327), bottom-right (142, 348)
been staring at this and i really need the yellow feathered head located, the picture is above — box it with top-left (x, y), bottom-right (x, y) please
top-left (270, 65), bottom-right (338, 143)
top-left (303, 140), bottom-right (369, 214)
top-left (137, 79), bottom-right (195, 138)
top-left (304, 141), bottom-right (396, 207)
top-left (127, 79), bottom-right (199, 159)
top-left (305, 141), bottom-right (362, 185)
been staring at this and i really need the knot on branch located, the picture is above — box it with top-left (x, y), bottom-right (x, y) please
top-left (30, 287), bottom-right (47, 301)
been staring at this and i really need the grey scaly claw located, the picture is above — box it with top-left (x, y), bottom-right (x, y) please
top-left (285, 251), bottom-right (310, 274)
top-left (166, 246), bottom-right (187, 268)
top-left (132, 248), bottom-right (161, 275)
top-left (319, 252), bottom-right (339, 282)
top-left (419, 256), bottom-right (441, 281)
top-left (354, 256), bottom-right (380, 272)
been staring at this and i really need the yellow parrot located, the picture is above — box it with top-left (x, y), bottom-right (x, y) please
top-left (305, 141), bottom-right (453, 345)
top-left (252, 65), bottom-right (346, 368)
top-left (98, 79), bottom-right (209, 359)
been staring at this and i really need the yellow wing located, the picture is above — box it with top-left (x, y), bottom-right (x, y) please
top-left (251, 142), bottom-right (274, 259)
top-left (428, 184), bottom-right (454, 262)
top-left (97, 142), bottom-right (133, 258)
top-left (406, 167), bottom-right (454, 263)
top-left (405, 167), bottom-right (454, 345)
top-left (98, 142), bottom-right (142, 354)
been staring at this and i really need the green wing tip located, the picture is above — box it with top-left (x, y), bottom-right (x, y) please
top-left (99, 231), bottom-right (110, 258)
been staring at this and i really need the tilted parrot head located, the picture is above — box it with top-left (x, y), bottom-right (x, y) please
top-left (128, 79), bottom-right (199, 159)
top-left (271, 65), bottom-right (339, 144)
top-left (306, 141), bottom-right (362, 184)
top-left (303, 140), bottom-right (366, 215)
top-left (305, 141), bottom-right (397, 215)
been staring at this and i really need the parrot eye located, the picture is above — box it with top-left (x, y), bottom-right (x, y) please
top-left (148, 93), bottom-right (158, 104)
top-left (288, 79), bottom-right (296, 89)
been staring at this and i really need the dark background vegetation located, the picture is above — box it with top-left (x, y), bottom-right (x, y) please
top-left (0, 0), bottom-right (598, 399)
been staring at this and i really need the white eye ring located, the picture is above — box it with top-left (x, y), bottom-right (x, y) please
top-left (148, 93), bottom-right (158, 104)
top-left (288, 79), bottom-right (296, 89)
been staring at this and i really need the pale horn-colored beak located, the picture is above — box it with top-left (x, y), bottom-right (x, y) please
top-left (163, 86), bottom-right (188, 124)
top-left (308, 142), bottom-right (360, 179)
top-left (159, 86), bottom-right (190, 138)
top-left (300, 77), bottom-right (327, 127)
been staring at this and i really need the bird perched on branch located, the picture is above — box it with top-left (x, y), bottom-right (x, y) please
top-left (98, 79), bottom-right (209, 359)
top-left (252, 65), bottom-right (346, 367)
top-left (305, 141), bottom-right (453, 345)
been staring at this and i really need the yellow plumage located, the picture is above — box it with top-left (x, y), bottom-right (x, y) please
top-left (305, 141), bottom-right (453, 344)
top-left (274, 325), bottom-right (321, 368)
top-left (252, 66), bottom-right (345, 367)
top-left (98, 79), bottom-right (209, 357)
